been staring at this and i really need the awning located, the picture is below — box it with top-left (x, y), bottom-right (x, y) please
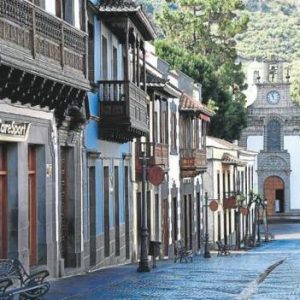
top-left (222, 153), bottom-right (246, 166)
top-left (200, 113), bottom-right (211, 122)
top-left (179, 93), bottom-right (214, 120)
top-left (143, 72), bottom-right (181, 98)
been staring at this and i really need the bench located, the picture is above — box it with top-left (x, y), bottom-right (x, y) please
top-left (261, 232), bottom-right (275, 241)
top-left (216, 241), bottom-right (230, 256)
top-left (0, 259), bottom-right (50, 299)
top-left (0, 277), bottom-right (50, 300)
top-left (174, 240), bottom-right (193, 263)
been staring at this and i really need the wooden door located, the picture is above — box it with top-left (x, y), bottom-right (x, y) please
top-left (124, 167), bottom-right (130, 259)
top-left (172, 197), bottom-right (178, 242)
top-left (28, 146), bottom-right (37, 266)
top-left (89, 167), bottom-right (96, 266)
top-left (60, 147), bottom-right (68, 262)
top-left (0, 144), bottom-right (7, 259)
top-left (162, 199), bottom-right (169, 256)
top-left (196, 192), bottom-right (201, 249)
top-left (189, 195), bottom-right (193, 250)
top-left (104, 167), bottom-right (110, 257)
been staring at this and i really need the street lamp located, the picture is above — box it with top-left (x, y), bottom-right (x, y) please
top-left (256, 202), bottom-right (261, 245)
top-left (137, 143), bottom-right (150, 272)
top-left (204, 192), bottom-right (211, 258)
top-left (235, 205), bottom-right (240, 250)
top-left (264, 199), bottom-right (269, 242)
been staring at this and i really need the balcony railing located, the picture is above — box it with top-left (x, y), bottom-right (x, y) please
top-left (0, 0), bottom-right (87, 76)
top-left (180, 148), bottom-right (207, 177)
top-left (135, 142), bottom-right (169, 181)
top-left (99, 80), bottom-right (149, 141)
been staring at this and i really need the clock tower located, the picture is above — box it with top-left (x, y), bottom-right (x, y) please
top-left (240, 57), bottom-right (300, 220)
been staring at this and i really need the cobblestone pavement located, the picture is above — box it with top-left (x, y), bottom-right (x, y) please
top-left (46, 223), bottom-right (300, 300)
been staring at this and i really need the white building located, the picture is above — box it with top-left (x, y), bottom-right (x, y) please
top-left (204, 137), bottom-right (257, 247)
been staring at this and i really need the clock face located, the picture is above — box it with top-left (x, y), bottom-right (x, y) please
top-left (267, 90), bottom-right (280, 104)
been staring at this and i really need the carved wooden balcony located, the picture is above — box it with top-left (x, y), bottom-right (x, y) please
top-left (0, 0), bottom-right (88, 90)
top-left (99, 80), bottom-right (149, 142)
top-left (135, 142), bottom-right (169, 181)
top-left (180, 148), bottom-right (207, 177)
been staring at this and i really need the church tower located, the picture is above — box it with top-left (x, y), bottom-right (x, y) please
top-left (240, 57), bottom-right (300, 219)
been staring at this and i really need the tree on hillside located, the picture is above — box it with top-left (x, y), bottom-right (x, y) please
top-left (155, 0), bottom-right (249, 141)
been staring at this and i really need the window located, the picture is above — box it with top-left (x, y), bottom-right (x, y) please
top-left (102, 36), bottom-right (108, 80)
top-left (201, 121), bottom-right (206, 149)
top-left (195, 119), bottom-right (200, 149)
top-left (153, 112), bottom-right (158, 143)
top-left (62, 0), bottom-right (74, 25)
top-left (30, 0), bottom-right (45, 8)
top-left (112, 47), bottom-right (118, 80)
top-left (266, 120), bottom-right (281, 151)
top-left (56, 0), bottom-right (62, 18)
top-left (88, 23), bottom-right (95, 82)
top-left (222, 172), bottom-right (226, 199)
top-left (227, 172), bottom-right (231, 196)
top-left (241, 171), bottom-right (244, 194)
top-left (217, 172), bottom-right (220, 200)
top-left (171, 113), bottom-right (177, 153)
top-left (269, 64), bottom-right (278, 82)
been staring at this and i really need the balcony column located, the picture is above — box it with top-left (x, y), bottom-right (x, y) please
top-left (136, 37), bottom-right (140, 87)
top-left (142, 47), bottom-right (146, 93)
top-left (132, 38), bottom-right (136, 84)
top-left (124, 21), bottom-right (130, 82)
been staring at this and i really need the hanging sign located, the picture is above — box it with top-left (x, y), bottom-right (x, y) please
top-left (241, 207), bottom-right (249, 216)
top-left (209, 200), bottom-right (219, 212)
top-left (147, 165), bottom-right (165, 186)
top-left (223, 196), bottom-right (236, 209)
top-left (0, 119), bottom-right (31, 142)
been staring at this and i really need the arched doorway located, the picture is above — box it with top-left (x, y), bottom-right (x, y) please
top-left (264, 176), bottom-right (285, 216)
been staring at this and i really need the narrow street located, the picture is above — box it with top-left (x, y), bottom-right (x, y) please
top-left (47, 224), bottom-right (300, 300)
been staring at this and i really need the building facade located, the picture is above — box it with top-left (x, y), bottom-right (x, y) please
top-left (204, 137), bottom-right (257, 247)
top-left (132, 44), bottom-right (214, 261)
top-left (0, 0), bottom-right (89, 277)
top-left (240, 58), bottom-right (300, 218)
top-left (84, 0), bottom-right (155, 269)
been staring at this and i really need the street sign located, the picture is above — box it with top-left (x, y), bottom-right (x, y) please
top-left (148, 165), bottom-right (165, 186)
top-left (209, 200), bottom-right (219, 211)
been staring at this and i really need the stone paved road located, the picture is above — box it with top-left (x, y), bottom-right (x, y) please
top-left (46, 224), bottom-right (300, 300)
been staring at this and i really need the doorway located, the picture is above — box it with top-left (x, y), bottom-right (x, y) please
top-left (264, 176), bottom-right (285, 215)
top-left (89, 166), bottom-right (96, 266)
top-left (28, 146), bottom-right (37, 266)
top-left (162, 199), bottom-right (169, 257)
top-left (0, 144), bottom-right (7, 259)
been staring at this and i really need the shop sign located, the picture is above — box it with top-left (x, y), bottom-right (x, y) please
top-left (223, 196), bottom-right (236, 209)
top-left (209, 200), bottom-right (219, 212)
top-left (148, 165), bottom-right (165, 186)
top-left (241, 207), bottom-right (249, 216)
top-left (0, 119), bottom-right (31, 142)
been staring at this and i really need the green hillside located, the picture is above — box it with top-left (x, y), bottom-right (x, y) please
top-left (237, 0), bottom-right (300, 102)
top-left (139, 0), bottom-right (300, 101)
top-left (237, 0), bottom-right (300, 61)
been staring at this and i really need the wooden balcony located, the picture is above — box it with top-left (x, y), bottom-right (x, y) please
top-left (99, 81), bottom-right (149, 142)
top-left (135, 142), bottom-right (169, 181)
top-left (180, 148), bottom-right (207, 177)
top-left (0, 0), bottom-right (89, 90)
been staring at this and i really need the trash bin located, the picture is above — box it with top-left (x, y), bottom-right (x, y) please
top-left (149, 241), bottom-right (161, 268)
